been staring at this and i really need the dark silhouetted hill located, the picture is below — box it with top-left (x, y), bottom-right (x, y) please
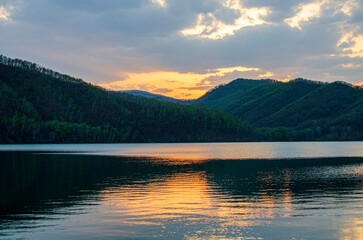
top-left (121, 90), bottom-right (186, 104)
top-left (0, 55), bottom-right (259, 143)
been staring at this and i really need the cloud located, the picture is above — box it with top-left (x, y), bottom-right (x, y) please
top-left (339, 0), bottom-right (359, 16)
top-left (0, 5), bottom-right (12, 21)
top-left (340, 63), bottom-right (361, 68)
top-left (180, 0), bottom-right (269, 39)
top-left (152, 0), bottom-right (167, 8)
top-left (259, 72), bottom-right (274, 78)
top-left (0, 0), bottom-right (362, 94)
top-left (285, 0), bottom-right (361, 30)
top-left (338, 32), bottom-right (363, 58)
top-left (285, 0), bottom-right (325, 29)
top-left (98, 66), bottom-right (264, 99)
top-left (207, 66), bottom-right (260, 76)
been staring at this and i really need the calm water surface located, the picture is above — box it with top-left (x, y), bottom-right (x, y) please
top-left (0, 142), bottom-right (363, 239)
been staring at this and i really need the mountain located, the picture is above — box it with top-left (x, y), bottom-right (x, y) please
top-left (1, 55), bottom-right (361, 143)
top-left (121, 90), bottom-right (186, 104)
top-left (0, 55), bottom-right (260, 143)
top-left (191, 78), bottom-right (363, 140)
top-left (192, 78), bottom-right (273, 109)
top-left (259, 81), bottom-right (362, 127)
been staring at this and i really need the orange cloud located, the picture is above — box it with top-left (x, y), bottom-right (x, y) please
top-left (259, 72), bottom-right (274, 78)
top-left (338, 32), bottom-right (363, 58)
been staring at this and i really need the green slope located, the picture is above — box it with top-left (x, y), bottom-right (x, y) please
top-left (1, 55), bottom-right (361, 142)
top-left (261, 82), bottom-right (363, 140)
top-left (192, 78), bottom-right (272, 110)
top-left (262, 82), bottom-right (362, 127)
top-left (227, 79), bottom-right (323, 123)
top-left (193, 79), bottom-right (325, 123)
top-left (0, 55), bottom-right (259, 143)
top-left (192, 78), bottom-right (363, 140)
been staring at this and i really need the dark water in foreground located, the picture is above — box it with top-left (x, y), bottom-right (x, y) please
top-left (0, 143), bottom-right (363, 239)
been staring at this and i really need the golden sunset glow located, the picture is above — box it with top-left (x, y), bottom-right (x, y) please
top-left (259, 72), bottom-right (274, 78)
top-left (98, 66), bottom-right (262, 99)
top-left (1, 0), bottom-right (363, 238)
top-left (277, 78), bottom-right (292, 82)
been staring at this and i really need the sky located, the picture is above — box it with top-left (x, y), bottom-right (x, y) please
top-left (0, 0), bottom-right (362, 99)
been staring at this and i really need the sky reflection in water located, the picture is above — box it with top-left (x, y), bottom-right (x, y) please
top-left (1, 142), bottom-right (363, 160)
top-left (0, 142), bottom-right (362, 239)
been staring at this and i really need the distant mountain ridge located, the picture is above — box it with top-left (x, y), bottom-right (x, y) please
top-left (0, 54), bottom-right (362, 142)
top-left (0, 55), bottom-right (259, 143)
top-left (109, 77), bottom-right (362, 140)
top-left (121, 90), bottom-right (186, 104)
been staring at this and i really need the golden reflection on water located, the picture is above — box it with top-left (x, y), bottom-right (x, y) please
top-left (338, 181), bottom-right (363, 240)
top-left (1, 149), bottom-right (362, 239)
top-left (95, 160), bottom-right (363, 239)
top-left (101, 172), bottom-right (216, 226)
top-left (97, 142), bottom-right (363, 161)
top-left (340, 217), bottom-right (363, 240)
top-left (114, 143), bottom-right (280, 161)
top-left (99, 170), bottom-right (295, 235)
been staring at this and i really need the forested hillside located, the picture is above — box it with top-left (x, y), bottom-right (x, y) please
top-left (192, 78), bottom-right (363, 140)
top-left (0, 55), bottom-right (259, 143)
top-left (1, 55), bottom-right (361, 143)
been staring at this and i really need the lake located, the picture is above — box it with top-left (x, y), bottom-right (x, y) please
top-left (1, 142), bottom-right (362, 239)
